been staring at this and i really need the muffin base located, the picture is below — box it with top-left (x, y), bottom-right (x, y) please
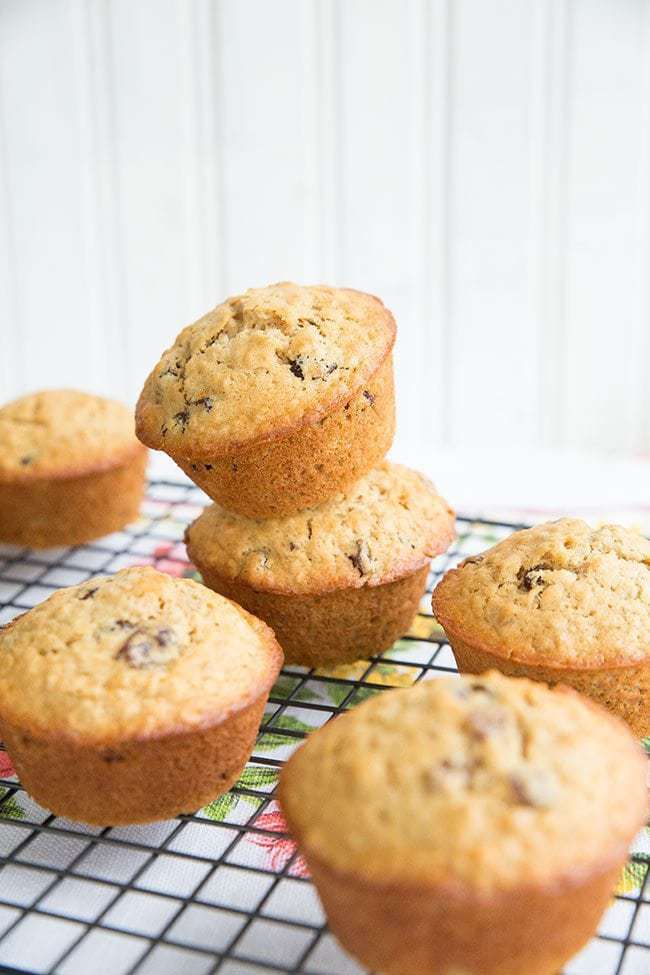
top-left (194, 564), bottom-right (430, 668)
top-left (303, 853), bottom-right (624, 975)
top-left (0, 695), bottom-right (266, 826)
top-left (447, 635), bottom-right (649, 738)
top-left (175, 353), bottom-right (395, 518)
top-left (0, 448), bottom-right (147, 549)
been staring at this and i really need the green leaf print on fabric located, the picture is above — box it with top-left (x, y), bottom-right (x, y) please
top-left (203, 793), bottom-right (238, 822)
top-left (258, 714), bottom-right (315, 750)
top-left (616, 859), bottom-right (648, 895)
top-left (323, 683), bottom-right (354, 707)
top-left (0, 787), bottom-right (24, 820)
top-left (202, 763), bottom-right (280, 822)
top-left (346, 686), bottom-right (382, 708)
top-left (270, 675), bottom-right (301, 701)
top-left (202, 790), bottom-right (264, 823)
top-left (236, 766), bottom-right (279, 790)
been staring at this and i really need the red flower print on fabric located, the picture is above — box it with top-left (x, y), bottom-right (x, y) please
top-left (130, 543), bottom-right (194, 578)
top-left (153, 543), bottom-right (193, 578)
top-left (0, 750), bottom-right (16, 779)
top-left (248, 809), bottom-right (310, 878)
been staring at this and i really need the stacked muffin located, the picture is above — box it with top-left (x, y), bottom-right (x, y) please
top-left (136, 282), bottom-right (455, 666)
top-left (135, 282), bottom-right (397, 515)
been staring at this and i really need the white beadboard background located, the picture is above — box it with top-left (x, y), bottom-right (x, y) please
top-left (1, 0), bottom-right (649, 461)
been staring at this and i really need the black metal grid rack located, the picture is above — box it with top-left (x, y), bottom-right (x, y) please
top-left (0, 480), bottom-right (647, 975)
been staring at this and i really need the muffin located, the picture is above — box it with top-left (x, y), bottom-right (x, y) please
top-left (0, 390), bottom-right (147, 548)
top-left (135, 282), bottom-right (395, 517)
top-left (279, 672), bottom-right (648, 975)
top-left (0, 566), bottom-right (283, 825)
top-left (185, 461), bottom-right (455, 668)
top-left (433, 518), bottom-right (650, 737)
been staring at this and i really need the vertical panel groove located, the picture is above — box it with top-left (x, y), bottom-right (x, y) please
top-left (0, 46), bottom-right (21, 396)
top-left (539, 0), bottom-right (570, 447)
top-left (417, 0), bottom-right (432, 446)
top-left (418, 0), bottom-right (450, 447)
top-left (638, 0), bottom-right (650, 451)
top-left (299, 0), bottom-right (320, 281)
top-left (441, 0), bottom-right (454, 447)
top-left (88, 0), bottom-right (131, 401)
top-left (527, 0), bottom-right (549, 448)
top-left (178, 0), bottom-right (204, 311)
top-left (180, 0), bottom-right (224, 312)
top-left (333, 0), bottom-right (346, 281)
top-left (69, 0), bottom-right (109, 394)
top-left (212, 0), bottom-right (228, 299)
top-left (312, 0), bottom-right (343, 283)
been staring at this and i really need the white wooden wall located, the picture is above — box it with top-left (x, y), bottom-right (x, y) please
top-left (1, 0), bottom-right (649, 459)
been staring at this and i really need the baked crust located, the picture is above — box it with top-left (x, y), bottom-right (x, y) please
top-left (303, 852), bottom-right (626, 975)
top-left (185, 461), bottom-right (455, 596)
top-left (446, 635), bottom-right (650, 738)
top-left (279, 673), bottom-right (647, 974)
top-left (432, 519), bottom-right (650, 734)
top-left (0, 567), bottom-right (283, 824)
top-left (186, 461), bottom-right (454, 666)
top-left (175, 352), bottom-right (395, 517)
top-left (432, 518), bottom-right (650, 668)
top-left (0, 566), bottom-right (282, 740)
top-left (135, 282), bottom-right (396, 458)
top-left (197, 564), bottom-right (430, 667)
top-left (0, 448), bottom-right (147, 548)
top-left (0, 389), bottom-right (147, 547)
top-left (0, 389), bottom-right (142, 482)
top-left (0, 696), bottom-right (268, 826)
top-left (279, 674), bottom-right (646, 886)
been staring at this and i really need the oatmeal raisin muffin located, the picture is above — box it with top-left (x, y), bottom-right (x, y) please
top-left (0, 566), bottom-right (282, 825)
top-left (0, 390), bottom-right (147, 548)
top-left (433, 518), bottom-right (650, 736)
top-left (279, 672), bottom-right (648, 975)
top-left (135, 283), bottom-right (395, 517)
top-left (186, 462), bottom-right (454, 667)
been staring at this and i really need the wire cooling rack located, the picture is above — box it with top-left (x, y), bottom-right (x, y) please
top-left (0, 479), bottom-right (647, 975)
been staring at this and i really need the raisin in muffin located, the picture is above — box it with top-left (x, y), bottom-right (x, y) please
top-left (185, 462), bottom-right (454, 668)
top-left (433, 518), bottom-right (650, 737)
top-left (0, 567), bottom-right (282, 825)
top-left (0, 390), bottom-right (147, 548)
top-left (279, 673), bottom-right (647, 975)
top-left (136, 283), bottom-right (395, 517)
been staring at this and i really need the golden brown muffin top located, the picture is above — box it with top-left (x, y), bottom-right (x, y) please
top-left (0, 390), bottom-right (143, 482)
top-left (433, 518), bottom-right (650, 668)
top-left (135, 282), bottom-right (395, 458)
top-left (279, 672), bottom-right (647, 890)
top-left (0, 567), bottom-right (282, 744)
top-left (185, 462), bottom-right (455, 595)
